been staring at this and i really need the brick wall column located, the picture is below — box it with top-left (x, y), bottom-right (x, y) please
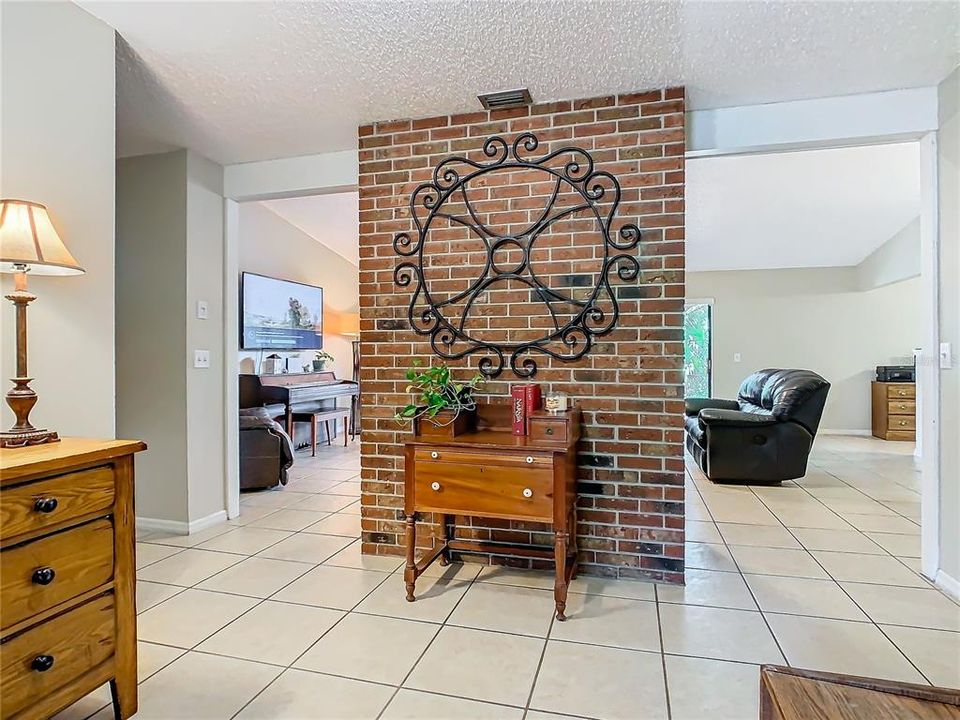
top-left (358, 88), bottom-right (686, 583)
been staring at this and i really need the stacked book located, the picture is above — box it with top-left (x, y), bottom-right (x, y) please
top-left (510, 383), bottom-right (542, 436)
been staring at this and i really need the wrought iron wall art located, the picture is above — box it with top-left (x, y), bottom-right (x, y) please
top-left (393, 132), bottom-right (643, 378)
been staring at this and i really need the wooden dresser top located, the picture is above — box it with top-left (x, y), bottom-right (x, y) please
top-left (0, 438), bottom-right (146, 482)
top-left (406, 428), bottom-right (577, 452)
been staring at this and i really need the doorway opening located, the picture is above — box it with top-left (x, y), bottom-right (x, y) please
top-left (684, 300), bottom-right (713, 399)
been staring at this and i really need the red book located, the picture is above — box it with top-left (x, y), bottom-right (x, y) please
top-left (511, 385), bottom-right (526, 435)
top-left (523, 383), bottom-right (542, 433)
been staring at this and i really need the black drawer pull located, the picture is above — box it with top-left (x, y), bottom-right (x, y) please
top-left (34, 497), bottom-right (58, 514)
top-left (32, 567), bottom-right (56, 585)
top-left (31, 655), bottom-right (54, 672)
top-left (545, 427), bottom-right (554, 435)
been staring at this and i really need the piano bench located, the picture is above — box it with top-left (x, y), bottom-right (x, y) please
top-left (293, 408), bottom-right (353, 455)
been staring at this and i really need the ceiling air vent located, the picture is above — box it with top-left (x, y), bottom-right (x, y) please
top-left (478, 88), bottom-right (533, 110)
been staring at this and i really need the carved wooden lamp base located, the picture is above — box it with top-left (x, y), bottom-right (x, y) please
top-left (2, 273), bottom-right (59, 448)
top-left (0, 426), bottom-right (59, 448)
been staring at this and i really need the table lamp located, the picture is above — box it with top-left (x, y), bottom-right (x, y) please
top-left (0, 199), bottom-right (84, 447)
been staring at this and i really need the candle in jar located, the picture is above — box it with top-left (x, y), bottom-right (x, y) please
top-left (545, 391), bottom-right (568, 413)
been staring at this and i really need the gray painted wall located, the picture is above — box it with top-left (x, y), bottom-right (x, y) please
top-left (687, 267), bottom-right (922, 433)
top-left (116, 150), bottom-right (226, 527)
top-left (116, 151), bottom-right (189, 523)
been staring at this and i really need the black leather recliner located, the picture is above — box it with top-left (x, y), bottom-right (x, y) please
top-left (684, 369), bottom-right (830, 484)
top-left (240, 407), bottom-right (295, 490)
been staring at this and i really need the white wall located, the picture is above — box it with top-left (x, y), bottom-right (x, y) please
top-left (855, 217), bottom-right (921, 290)
top-left (937, 66), bottom-right (960, 587)
top-left (688, 268), bottom-right (922, 432)
top-left (0, 1), bottom-right (116, 438)
top-left (238, 202), bottom-right (359, 383)
top-left (687, 88), bottom-right (939, 154)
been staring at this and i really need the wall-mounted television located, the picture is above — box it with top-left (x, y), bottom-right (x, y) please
top-left (241, 272), bottom-right (323, 350)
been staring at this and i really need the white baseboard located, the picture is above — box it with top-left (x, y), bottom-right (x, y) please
top-left (935, 569), bottom-right (960, 601)
top-left (819, 429), bottom-right (872, 437)
top-left (136, 510), bottom-right (228, 536)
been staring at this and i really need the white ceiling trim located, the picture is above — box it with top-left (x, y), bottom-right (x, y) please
top-left (78, 0), bottom-right (960, 164)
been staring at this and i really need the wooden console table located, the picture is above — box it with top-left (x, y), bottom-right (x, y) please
top-left (403, 405), bottom-right (581, 620)
top-left (760, 665), bottom-right (960, 719)
top-left (1, 438), bottom-right (146, 720)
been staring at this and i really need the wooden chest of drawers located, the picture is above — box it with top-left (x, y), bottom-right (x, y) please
top-left (0, 438), bottom-right (145, 720)
top-left (404, 406), bottom-right (581, 620)
top-left (871, 382), bottom-right (916, 441)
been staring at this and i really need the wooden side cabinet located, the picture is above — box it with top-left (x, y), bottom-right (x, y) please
top-left (0, 438), bottom-right (145, 720)
top-left (871, 382), bottom-right (916, 441)
top-left (403, 406), bottom-right (581, 620)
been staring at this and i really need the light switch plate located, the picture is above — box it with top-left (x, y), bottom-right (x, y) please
top-left (194, 349), bottom-right (210, 368)
top-left (733, 353), bottom-right (742, 362)
top-left (196, 300), bottom-right (209, 320)
top-left (940, 342), bottom-right (953, 369)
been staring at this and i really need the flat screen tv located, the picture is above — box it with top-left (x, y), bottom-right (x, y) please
top-left (241, 272), bottom-right (323, 350)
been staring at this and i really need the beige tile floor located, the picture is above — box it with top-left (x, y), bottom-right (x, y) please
top-left (57, 436), bottom-right (958, 720)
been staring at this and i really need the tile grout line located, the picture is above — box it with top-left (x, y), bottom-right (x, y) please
top-left (745, 465), bottom-right (938, 685)
top-left (373, 563), bottom-right (481, 719)
top-left (688, 466), bottom-right (792, 668)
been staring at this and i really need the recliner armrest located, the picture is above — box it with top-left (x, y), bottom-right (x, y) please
top-left (698, 408), bottom-right (778, 428)
top-left (685, 398), bottom-right (740, 416)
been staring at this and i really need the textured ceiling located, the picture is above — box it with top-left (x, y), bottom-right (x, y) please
top-left (686, 142), bottom-right (920, 272)
top-left (260, 192), bottom-right (360, 267)
top-left (79, 0), bottom-right (960, 164)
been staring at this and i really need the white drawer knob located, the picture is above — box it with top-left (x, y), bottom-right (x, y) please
top-left (431, 481), bottom-right (441, 491)
top-left (525, 456), bottom-right (533, 464)
top-left (522, 488), bottom-right (533, 498)
top-left (430, 451), bottom-right (439, 459)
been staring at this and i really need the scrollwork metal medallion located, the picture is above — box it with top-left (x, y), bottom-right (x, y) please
top-left (393, 132), bottom-right (642, 378)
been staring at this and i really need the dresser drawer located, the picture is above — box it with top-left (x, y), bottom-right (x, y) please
top-left (414, 447), bottom-right (552, 469)
top-left (885, 384), bottom-right (915, 400)
top-left (1, 466), bottom-right (115, 542)
top-left (1, 519), bottom-right (114, 631)
top-left (887, 400), bottom-right (916, 416)
top-left (0, 593), bottom-right (115, 718)
top-left (415, 456), bottom-right (554, 521)
top-left (886, 414), bottom-right (916, 432)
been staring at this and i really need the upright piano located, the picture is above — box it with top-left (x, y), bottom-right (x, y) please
top-left (240, 372), bottom-right (360, 438)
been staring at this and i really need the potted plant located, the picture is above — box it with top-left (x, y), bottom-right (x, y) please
top-left (395, 360), bottom-right (484, 438)
top-left (313, 350), bottom-right (335, 371)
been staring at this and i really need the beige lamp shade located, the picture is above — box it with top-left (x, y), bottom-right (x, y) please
top-left (0, 199), bottom-right (84, 275)
top-left (327, 310), bottom-right (360, 337)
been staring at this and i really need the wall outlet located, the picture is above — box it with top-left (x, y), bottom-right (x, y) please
top-left (194, 349), bottom-right (210, 368)
top-left (196, 300), bottom-right (209, 320)
top-left (733, 352), bottom-right (742, 363)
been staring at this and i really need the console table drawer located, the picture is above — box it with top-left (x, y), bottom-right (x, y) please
top-left (415, 460), bottom-right (553, 521)
top-left (887, 415), bottom-right (916, 432)
top-left (887, 400), bottom-right (916, 416)
top-left (0, 593), bottom-right (116, 718)
top-left (1, 519), bottom-right (115, 631)
top-left (885, 384), bottom-right (915, 399)
top-left (414, 447), bottom-right (552, 468)
top-left (0, 466), bottom-right (115, 542)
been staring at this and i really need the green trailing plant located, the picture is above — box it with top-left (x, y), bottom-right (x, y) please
top-left (394, 360), bottom-right (484, 426)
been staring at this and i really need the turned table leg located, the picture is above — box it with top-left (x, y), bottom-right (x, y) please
top-left (404, 513), bottom-right (417, 602)
top-left (438, 513), bottom-right (451, 566)
top-left (554, 531), bottom-right (570, 621)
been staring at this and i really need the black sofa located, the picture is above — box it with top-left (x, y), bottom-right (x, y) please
top-left (684, 369), bottom-right (830, 484)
